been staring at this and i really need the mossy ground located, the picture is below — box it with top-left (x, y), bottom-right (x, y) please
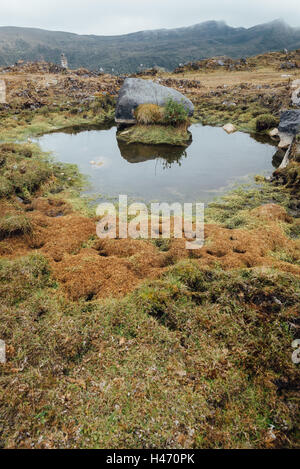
top-left (117, 124), bottom-right (191, 146)
top-left (0, 99), bottom-right (115, 142)
top-left (0, 57), bottom-right (300, 448)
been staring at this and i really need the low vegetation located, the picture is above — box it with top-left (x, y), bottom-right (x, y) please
top-left (256, 114), bottom-right (279, 132)
top-left (0, 52), bottom-right (300, 449)
top-left (135, 104), bottom-right (165, 125)
top-left (117, 124), bottom-right (191, 146)
top-left (0, 250), bottom-right (299, 448)
top-left (121, 99), bottom-right (190, 146)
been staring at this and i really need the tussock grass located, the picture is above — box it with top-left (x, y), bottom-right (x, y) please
top-left (135, 104), bottom-right (165, 125)
top-left (0, 214), bottom-right (32, 239)
top-left (256, 114), bottom-right (279, 132)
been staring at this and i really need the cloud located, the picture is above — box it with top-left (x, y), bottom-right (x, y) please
top-left (0, 0), bottom-right (299, 35)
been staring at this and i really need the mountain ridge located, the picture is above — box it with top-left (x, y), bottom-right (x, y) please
top-left (0, 20), bottom-right (300, 73)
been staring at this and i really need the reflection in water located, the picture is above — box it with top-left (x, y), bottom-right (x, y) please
top-left (47, 122), bottom-right (114, 135)
top-left (117, 139), bottom-right (190, 167)
top-left (272, 148), bottom-right (285, 168)
top-left (37, 124), bottom-right (277, 204)
top-left (252, 131), bottom-right (285, 168)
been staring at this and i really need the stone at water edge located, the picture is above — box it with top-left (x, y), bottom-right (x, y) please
top-left (269, 128), bottom-right (279, 138)
top-left (223, 123), bottom-right (236, 134)
top-left (278, 132), bottom-right (294, 150)
top-left (115, 78), bottom-right (194, 124)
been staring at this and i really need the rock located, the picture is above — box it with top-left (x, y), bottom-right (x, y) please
top-left (269, 128), bottom-right (279, 138)
top-left (291, 79), bottom-right (300, 89)
top-left (278, 110), bottom-right (300, 135)
top-left (280, 62), bottom-right (297, 69)
top-left (278, 132), bottom-right (294, 149)
top-left (0, 79), bottom-right (6, 104)
top-left (115, 78), bottom-right (194, 124)
top-left (291, 87), bottom-right (300, 107)
top-left (222, 101), bottom-right (236, 107)
top-left (223, 123), bottom-right (236, 134)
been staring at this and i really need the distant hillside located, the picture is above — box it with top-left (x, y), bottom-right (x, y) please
top-left (1, 19), bottom-right (300, 73)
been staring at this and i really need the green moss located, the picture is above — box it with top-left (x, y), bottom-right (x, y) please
top-left (0, 214), bottom-right (32, 239)
top-left (0, 254), bottom-right (51, 306)
top-left (205, 183), bottom-right (291, 227)
top-left (256, 114), bottom-right (279, 132)
top-left (0, 103), bottom-right (115, 142)
top-left (0, 142), bottom-right (85, 201)
top-left (166, 259), bottom-right (206, 291)
top-left (117, 124), bottom-right (191, 146)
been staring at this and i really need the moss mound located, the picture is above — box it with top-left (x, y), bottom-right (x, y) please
top-left (256, 114), bottom-right (279, 132)
top-left (117, 124), bottom-right (191, 146)
top-left (135, 104), bottom-right (165, 125)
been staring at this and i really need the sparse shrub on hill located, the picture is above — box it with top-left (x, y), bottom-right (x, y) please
top-left (256, 114), bottom-right (279, 132)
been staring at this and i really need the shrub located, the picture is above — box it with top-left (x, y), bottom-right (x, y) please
top-left (255, 114), bottom-right (279, 132)
top-left (135, 104), bottom-right (165, 125)
top-left (163, 98), bottom-right (189, 126)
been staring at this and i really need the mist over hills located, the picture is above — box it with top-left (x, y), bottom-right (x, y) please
top-left (0, 19), bottom-right (300, 73)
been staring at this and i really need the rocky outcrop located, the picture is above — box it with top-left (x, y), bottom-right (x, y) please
top-left (292, 87), bottom-right (300, 107)
top-left (115, 78), bottom-right (194, 124)
top-left (278, 110), bottom-right (300, 135)
top-left (291, 79), bottom-right (300, 108)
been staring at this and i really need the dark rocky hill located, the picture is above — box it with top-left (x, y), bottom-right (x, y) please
top-left (0, 19), bottom-right (300, 73)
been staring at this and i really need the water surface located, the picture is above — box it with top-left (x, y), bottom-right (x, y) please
top-left (37, 124), bottom-right (276, 204)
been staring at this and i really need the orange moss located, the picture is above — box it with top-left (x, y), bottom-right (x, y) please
top-left (1, 200), bottom-right (300, 299)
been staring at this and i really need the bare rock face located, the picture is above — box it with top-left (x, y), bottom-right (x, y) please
top-left (278, 110), bottom-right (300, 136)
top-left (291, 87), bottom-right (300, 107)
top-left (115, 78), bottom-right (194, 124)
top-left (278, 132), bottom-right (294, 149)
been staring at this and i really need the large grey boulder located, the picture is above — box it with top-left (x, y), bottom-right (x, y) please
top-left (278, 110), bottom-right (300, 135)
top-left (115, 78), bottom-right (194, 124)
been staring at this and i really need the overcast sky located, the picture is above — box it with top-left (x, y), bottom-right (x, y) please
top-left (0, 0), bottom-right (300, 35)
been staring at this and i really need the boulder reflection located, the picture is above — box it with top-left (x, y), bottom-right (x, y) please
top-left (117, 139), bottom-right (192, 168)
